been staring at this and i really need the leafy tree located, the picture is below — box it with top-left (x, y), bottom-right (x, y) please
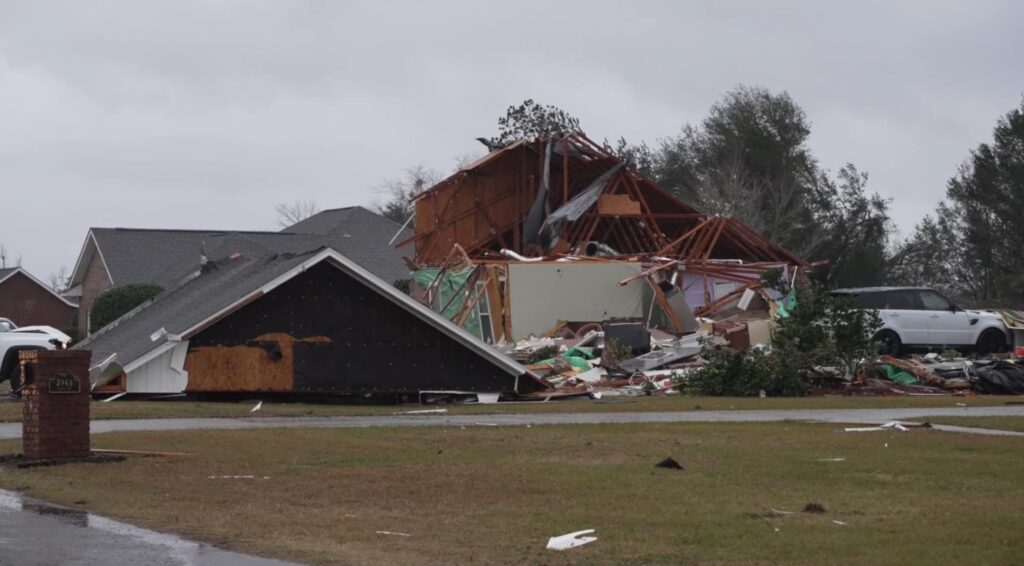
top-left (90, 284), bottom-right (163, 333)
top-left (891, 97), bottom-right (1024, 306)
top-left (809, 164), bottom-right (893, 286)
top-left (490, 99), bottom-right (582, 147)
top-left (651, 86), bottom-right (823, 256)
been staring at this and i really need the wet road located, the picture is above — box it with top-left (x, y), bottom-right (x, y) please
top-left (2, 405), bottom-right (1023, 439)
top-left (0, 490), bottom-right (299, 566)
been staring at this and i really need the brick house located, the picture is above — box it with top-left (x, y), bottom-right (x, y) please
top-left (0, 267), bottom-right (78, 335)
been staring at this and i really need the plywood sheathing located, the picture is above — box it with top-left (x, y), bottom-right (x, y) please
top-left (184, 332), bottom-right (332, 392)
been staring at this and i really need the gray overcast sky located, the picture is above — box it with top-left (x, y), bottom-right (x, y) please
top-left (1, 0), bottom-right (1021, 282)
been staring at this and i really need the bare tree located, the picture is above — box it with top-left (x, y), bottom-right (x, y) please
top-left (0, 244), bottom-right (7, 268)
top-left (275, 199), bottom-right (320, 228)
top-left (48, 266), bottom-right (70, 292)
top-left (372, 166), bottom-right (442, 226)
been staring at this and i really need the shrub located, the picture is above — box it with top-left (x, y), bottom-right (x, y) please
top-left (686, 346), bottom-right (807, 397)
top-left (90, 284), bottom-right (163, 332)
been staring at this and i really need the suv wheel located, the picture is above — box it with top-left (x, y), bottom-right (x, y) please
top-left (874, 329), bottom-right (902, 356)
top-left (976, 328), bottom-right (1008, 355)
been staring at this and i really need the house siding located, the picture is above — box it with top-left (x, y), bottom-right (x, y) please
top-left (0, 271), bottom-right (76, 335)
top-left (79, 253), bottom-right (113, 336)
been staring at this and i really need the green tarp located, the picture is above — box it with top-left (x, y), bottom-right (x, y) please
top-left (413, 267), bottom-right (483, 339)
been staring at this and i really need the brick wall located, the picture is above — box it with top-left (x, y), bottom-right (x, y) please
top-left (20, 350), bottom-right (91, 461)
top-left (0, 271), bottom-right (77, 335)
top-left (78, 251), bottom-right (113, 336)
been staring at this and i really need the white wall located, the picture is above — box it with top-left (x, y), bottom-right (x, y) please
top-left (508, 262), bottom-right (645, 340)
top-left (126, 342), bottom-right (189, 393)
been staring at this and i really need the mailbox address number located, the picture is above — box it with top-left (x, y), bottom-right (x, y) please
top-left (48, 370), bottom-right (81, 394)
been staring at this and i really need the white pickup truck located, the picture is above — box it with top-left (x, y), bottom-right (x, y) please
top-left (0, 317), bottom-right (71, 392)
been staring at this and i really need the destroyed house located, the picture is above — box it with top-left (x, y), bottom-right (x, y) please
top-left (66, 206), bottom-right (411, 337)
top-left (77, 234), bottom-right (541, 397)
top-left (399, 133), bottom-right (806, 342)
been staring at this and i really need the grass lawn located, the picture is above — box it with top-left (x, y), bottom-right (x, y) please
top-left (0, 423), bottom-right (1021, 565)
top-left (918, 416), bottom-right (1024, 432)
top-left (0, 394), bottom-right (1017, 423)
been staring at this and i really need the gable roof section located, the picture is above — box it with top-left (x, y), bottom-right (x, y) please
top-left (0, 267), bottom-right (79, 307)
top-left (76, 246), bottom-right (535, 386)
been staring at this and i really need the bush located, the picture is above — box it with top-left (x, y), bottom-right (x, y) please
top-left (90, 284), bottom-right (163, 332)
top-left (686, 346), bottom-right (807, 397)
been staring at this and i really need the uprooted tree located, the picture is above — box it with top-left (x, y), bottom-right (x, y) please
top-left (686, 271), bottom-right (881, 397)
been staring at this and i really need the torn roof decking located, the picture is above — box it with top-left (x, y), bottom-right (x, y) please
top-left (400, 133), bottom-right (804, 266)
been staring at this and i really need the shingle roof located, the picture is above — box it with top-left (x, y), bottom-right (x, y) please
top-left (76, 247), bottom-right (322, 370)
top-left (284, 206), bottom-right (413, 284)
top-left (89, 228), bottom-right (284, 290)
top-left (0, 268), bottom-right (17, 281)
top-left (80, 207), bottom-right (412, 295)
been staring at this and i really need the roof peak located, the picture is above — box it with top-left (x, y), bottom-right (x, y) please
top-left (92, 227), bottom-right (295, 235)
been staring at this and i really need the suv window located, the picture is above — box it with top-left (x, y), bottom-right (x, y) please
top-left (0, 320), bottom-right (14, 332)
top-left (885, 290), bottom-right (924, 310)
top-left (851, 292), bottom-right (885, 309)
top-left (919, 290), bottom-right (953, 311)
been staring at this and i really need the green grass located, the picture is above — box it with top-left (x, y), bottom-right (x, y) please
top-left (0, 394), bottom-right (1016, 423)
top-left (0, 422), bottom-right (1021, 565)
top-left (919, 416), bottom-right (1024, 432)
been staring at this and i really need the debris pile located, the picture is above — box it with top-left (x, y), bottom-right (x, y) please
top-left (839, 353), bottom-right (1024, 396)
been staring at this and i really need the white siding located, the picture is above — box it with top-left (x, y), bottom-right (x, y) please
top-left (126, 342), bottom-right (189, 393)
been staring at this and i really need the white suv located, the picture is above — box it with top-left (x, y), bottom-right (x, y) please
top-left (832, 287), bottom-right (1010, 355)
top-left (0, 317), bottom-right (71, 392)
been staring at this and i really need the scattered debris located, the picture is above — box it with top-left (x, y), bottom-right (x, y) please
top-left (207, 475), bottom-right (271, 479)
top-left (394, 408), bottom-right (448, 415)
top-left (375, 531), bottom-right (412, 537)
top-left (844, 421), bottom-right (911, 432)
top-left (803, 503), bottom-right (827, 514)
top-left (250, 401), bottom-right (263, 413)
top-left (91, 449), bottom-right (192, 457)
top-left (655, 457), bottom-right (684, 470)
top-left (832, 520), bottom-right (848, 526)
top-left (546, 529), bottom-right (597, 551)
top-left (817, 457), bottom-right (846, 462)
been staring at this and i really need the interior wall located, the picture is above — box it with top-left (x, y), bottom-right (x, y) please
top-left (507, 262), bottom-right (644, 339)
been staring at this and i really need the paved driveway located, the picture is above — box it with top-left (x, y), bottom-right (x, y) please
top-left (0, 490), bottom-right (298, 566)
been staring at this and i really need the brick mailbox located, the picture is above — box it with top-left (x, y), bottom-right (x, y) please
top-left (20, 350), bottom-right (91, 461)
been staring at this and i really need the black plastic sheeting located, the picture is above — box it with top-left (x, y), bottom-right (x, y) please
top-left (969, 361), bottom-right (1024, 394)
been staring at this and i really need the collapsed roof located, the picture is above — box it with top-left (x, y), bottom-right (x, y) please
top-left (398, 133), bottom-right (805, 266)
top-left (77, 239), bottom-right (540, 395)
